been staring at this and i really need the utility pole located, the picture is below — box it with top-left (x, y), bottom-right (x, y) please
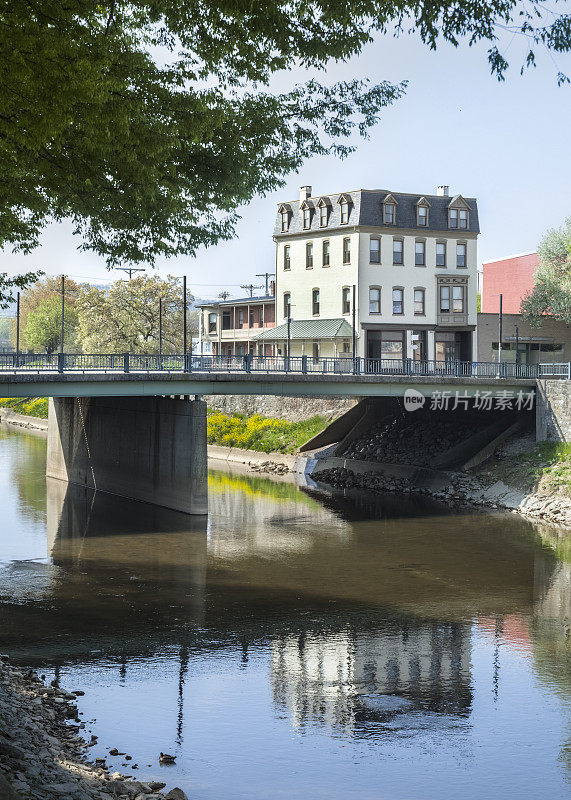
top-left (183, 276), bottom-right (187, 354)
top-left (115, 266), bottom-right (145, 281)
top-left (498, 293), bottom-right (503, 364)
top-left (218, 290), bottom-right (231, 301)
top-left (240, 283), bottom-right (263, 298)
top-left (159, 297), bottom-right (163, 356)
top-left (352, 284), bottom-right (356, 361)
top-left (256, 272), bottom-right (275, 295)
top-left (16, 292), bottom-right (20, 363)
top-left (60, 275), bottom-right (65, 354)
top-left (287, 301), bottom-right (291, 361)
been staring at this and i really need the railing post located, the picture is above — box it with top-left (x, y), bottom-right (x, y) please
top-left (354, 356), bottom-right (361, 375)
top-left (567, 362), bottom-right (571, 380)
top-left (185, 352), bottom-right (192, 372)
top-left (57, 352), bottom-right (65, 374)
top-left (284, 355), bottom-right (289, 373)
top-left (301, 355), bottom-right (308, 374)
top-left (501, 361), bottom-right (507, 378)
top-left (123, 352), bottom-right (129, 374)
top-left (406, 357), bottom-right (412, 376)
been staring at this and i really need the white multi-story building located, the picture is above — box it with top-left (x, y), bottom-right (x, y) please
top-left (255, 185), bottom-right (479, 362)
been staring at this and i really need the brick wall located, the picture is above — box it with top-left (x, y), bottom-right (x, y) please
top-left (536, 380), bottom-right (571, 442)
top-left (477, 312), bottom-right (571, 363)
top-left (481, 253), bottom-right (538, 314)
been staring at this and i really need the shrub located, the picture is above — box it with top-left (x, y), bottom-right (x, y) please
top-left (207, 411), bottom-right (327, 453)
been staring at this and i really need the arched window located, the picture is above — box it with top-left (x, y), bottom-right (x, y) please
top-left (312, 288), bottom-right (320, 315)
top-left (283, 292), bottom-right (291, 318)
top-left (342, 287), bottom-right (351, 314)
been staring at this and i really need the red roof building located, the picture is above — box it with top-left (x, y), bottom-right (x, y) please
top-left (481, 252), bottom-right (539, 314)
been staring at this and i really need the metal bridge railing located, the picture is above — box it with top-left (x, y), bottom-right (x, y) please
top-left (0, 353), bottom-right (569, 379)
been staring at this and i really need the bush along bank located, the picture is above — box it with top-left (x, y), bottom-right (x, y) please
top-left (207, 410), bottom-right (328, 454)
top-left (313, 467), bottom-right (571, 528)
top-left (0, 397), bottom-right (48, 419)
top-left (0, 656), bottom-right (188, 800)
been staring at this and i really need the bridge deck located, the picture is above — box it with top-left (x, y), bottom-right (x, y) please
top-left (0, 369), bottom-right (537, 398)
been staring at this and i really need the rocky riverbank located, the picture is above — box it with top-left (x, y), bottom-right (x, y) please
top-left (313, 466), bottom-right (571, 527)
top-left (0, 656), bottom-right (187, 800)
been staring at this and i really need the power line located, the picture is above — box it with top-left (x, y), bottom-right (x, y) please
top-left (115, 267), bottom-right (146, 281)
top-left (240, 283), bottom-right (263, 297)
top-left (256, 272), bottom-right (275, 295)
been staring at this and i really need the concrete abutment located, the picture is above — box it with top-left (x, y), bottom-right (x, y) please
top-left (47, 396), bottom-right (207, 514)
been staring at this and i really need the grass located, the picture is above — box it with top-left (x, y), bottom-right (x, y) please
top-left (0, 397), bottom-right (48, 419)
top-left (476, 441), bottom-right (571, 497)
top-left (206, 410), bottom-right (328, 454)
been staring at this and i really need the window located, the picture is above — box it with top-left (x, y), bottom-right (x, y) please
top-left (208, 312), bottom-right (217, 333)
top-left (303, 207), bottom-right (311, 229)
top-left (384, 203), bottom-right (395, 224)
top-left (369, 287), bottom-right (381, 314)
top-left (449, 208), bottom-right (458, 229)
top-left (459, 209), bottom-right (468, 229)
top-left (342, 287), bottom-right (351, 314)
top-left (320, 205), bottom-right (328, 227)
top-left (417, 205), bottom-right (428, 226)
top-left (284, 245), bottom-right (291, 270)
top-left (440, 286), bottom-right (450, 313)
top-left (453, 285), bottom-right (465, 312)
top-left (370, 237), bottom-right (380, 263)
top-left (456, 242), bottom-right (467, 268)
top-left (393, 238), bottom-right (403, 265)
top-left (281, 210), bottom-right (289, 232)
top-left (392, 288), bottom-right (404, 315)
top-left (249, 311), bottom-right (254, 328)
top-left (222, 311), bottom-right (231, 330)
top-left (436, 242), bottom-right (446, 267)
top-left (340, 200), bottom-right (349, 224)
top-left (238, 309), bottom-right (245, 328)
top-left (343, 237), bottom-right (351, 264)
top-left (322, 239), bottom-right (330, 267)
top-left (414, 289), bottom-right (425, 316)
top-left (312, 289), bottom-right (320, 316)
top-left (283, 293), bottom-right (291, 318)
top-left (312, 342), bottom-right (320, 362)
top-left (306, 241), bottom-right (313, 268)
top-left (342, 340), bottom-right (351, 354)
top-left (415, 240), bottom-right (426, 266)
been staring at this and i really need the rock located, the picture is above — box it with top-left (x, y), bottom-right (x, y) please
top-left (73, 691), bottom-right (86, 696)
top-left (109, 748), bottom-right (120, 756)
top-left (0, 736), bottom-right (26, 760)
top-left (164, 791), bottom-right (189, 800)
top-left (148, 782), bottom-right (166, 791)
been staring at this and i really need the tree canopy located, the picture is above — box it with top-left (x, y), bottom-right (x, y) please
top-left (15, 276), bottom-right (80, 349)
top-left (76, 275), bottom-right (196, 353)
top-left (23, 295), bottom-right (78, 354)
top-left (520, 217), bottom-right (571, 326)
top-left (1, 0), bottom-right (570, 281)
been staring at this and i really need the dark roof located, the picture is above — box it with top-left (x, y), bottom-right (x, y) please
top-left (254, 318), bottom-right (355, 341)
top-left (274, 189), bottom-right (479, 237)
top-left (197, 294), bottom-right (274, 309)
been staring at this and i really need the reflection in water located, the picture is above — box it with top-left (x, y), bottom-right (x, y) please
top-left (0, 431), bottom-right (569, 799)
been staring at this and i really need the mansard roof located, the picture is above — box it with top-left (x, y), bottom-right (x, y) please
top-left (274, 188), bottom-right (479, 236)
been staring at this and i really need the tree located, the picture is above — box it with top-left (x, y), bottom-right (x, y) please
top-left (15, 277), bottom-right (80, 350)
top-left (76, 275), bottom-right (196, 353)
top-left (0, 1), bottom-right (569, 294)
top-left (24, 295), bottom-right (79, 354)
top-left (520, 217), bottom-right (571, 326)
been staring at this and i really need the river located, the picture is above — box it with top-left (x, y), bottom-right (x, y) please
top-left (0, 426), bottom-right (569, 799)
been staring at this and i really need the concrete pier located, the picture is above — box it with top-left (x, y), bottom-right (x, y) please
top-left (47, 396), bottom-right (207, 514)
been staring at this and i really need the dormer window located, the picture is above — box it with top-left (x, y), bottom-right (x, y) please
top-left (417, 205), bottom-right (428, 226)
top-left (449, 208), bottom-right (458, 229)
top-left (384, 203), bottom-right (395, 224)
top-left (340, 200), bottom-right (349, 224)
top-left (448, 198), bottom-right (470, 230)
top-left (279, 205), bottom-right (290, 232)
top-left (459, 209), bottom-right (468, 229)
top-left (303, 207), bottom-right (311, 229)
top-left (320, 205), bottom-right (328, 227)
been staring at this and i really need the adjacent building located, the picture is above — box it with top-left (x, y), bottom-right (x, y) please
top-left (198, 290), bottom-right (276, 357)
top-left (257, 185), bottom-right (479, 362)
top-left (478, 251), bottom-right (571, 363)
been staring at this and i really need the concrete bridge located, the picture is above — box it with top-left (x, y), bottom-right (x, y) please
top-left (0, 354), bottom-right (564, 516)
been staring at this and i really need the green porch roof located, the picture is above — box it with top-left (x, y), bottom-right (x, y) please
top-left (254, 318), bottom-right (355, 341)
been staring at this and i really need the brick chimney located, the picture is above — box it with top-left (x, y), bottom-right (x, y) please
top-left (270, 280), bottom-right (275, 296)
top-left (299, 185), bottom-right (312, 202)
top-left (437, 185), bottom-right (450, 197)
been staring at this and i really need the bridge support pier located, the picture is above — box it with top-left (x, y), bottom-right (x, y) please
top-left (46, 396), bottom-right (207, 514)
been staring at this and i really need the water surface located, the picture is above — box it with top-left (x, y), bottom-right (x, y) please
top-left (0, 426), bottom-right (569, 799)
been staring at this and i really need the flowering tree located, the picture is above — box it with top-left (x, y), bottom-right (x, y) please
top-left (521, 218), bottom-right (571, 325)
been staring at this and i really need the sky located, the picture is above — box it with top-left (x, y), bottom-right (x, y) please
top-left (1, 24), bottom-right (570, 302)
